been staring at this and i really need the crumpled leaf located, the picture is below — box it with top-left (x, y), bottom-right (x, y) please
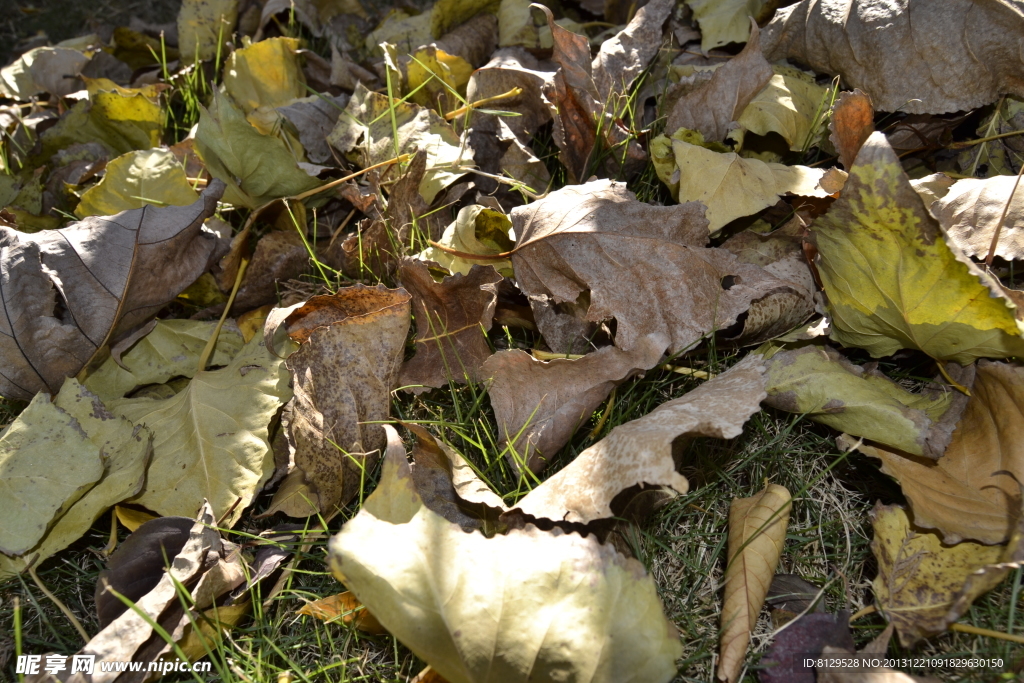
top-left (718, 483), bottom-right (791, 683)
top-left (418, 204), bottom-right (514, 276)
top-left (298, 591), bottom-right (387, 633)
top-left (465, 46), bottom-right (554, 145)
top-left (686, 0), bottom-right (765, 51)
top-left (109, 332), bottom-right (291, 526)
top-left (482, 339), bottom-right (659, 474)
top-left (870, 503), bottom-right (1024, 647)
top-left (327, 84), bottom-right (472, 204)
top-left (328, 426), bottom-right (683, 683)
top-left (845, 361), bottom-right (1024, 545)
top-left (398, 259), bottom-right (501, 391)
top-left (760, 0), bottom-right (1024, 114)
top-left (733, 64), bottom-right (830, 151)
top-left (510, 180), bottom-right (799, 365)
top-left (664, 21), bottom-right (773, 142)
top-left (0, 181), bottom-right (222, 401)
top-left (652, 134), bottom-right (828, 232)
top-left (75, 148), bottom-right (199, 218)
top-left (196, 90), bottom-right (319, 209)
top-left (514, 355), bottom-right (766, 524)
top-left (811, 132), bottom-right (1024, 364)
top-left (266, 286), bottom-right (411, 518)
top-left (828, 89), bottom-right (875, 170)
top-left (929, 175), bottom-right (1024, 262)
top-left (223, 37), bottom-right (306, 113)
top-left (764, 345), bottom-right (967, 460)
top-left (178, 0), bottom-right (238, 64)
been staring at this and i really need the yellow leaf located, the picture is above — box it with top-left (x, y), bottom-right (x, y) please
top-left (430, 0), bottom-right (499, 38)
top-left (115, 505), bottom-right (158, 532)
top-left (76, 148), bottom-right (199, 218)
top-left (417, 204), bottom-right (513, 276)
top-left (812, 132), bottom-right (1024, 363)
top-left (178, 0), bottom-right (238, 64)
top-left (223, 37), bottom-right (305, 113)
top-left (297, 591), bottom-right (387, 633)
top-left (718, 483), bottom-right (791, 683)
top-left (686, 0), bottom-right (765, 51)
top-left (733, 65), bottom-right (830, 151)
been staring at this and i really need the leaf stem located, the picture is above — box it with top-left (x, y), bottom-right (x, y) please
top-left (950, 622), bottom-right (1024, 644)
top-left (28, 563), bottom-right (90, 644)
top-left (289, 154), bottom-right (412, 202)
top-left (198, 256), bottom-right (249, 373)
top-left (445, 87), bottom-right (523, 121)
top-left (952, 128), bottom-right (1024, 149)
top-left (936, 360), bottom-right (971, 396)
top-left (427, 240), bottom-right (515, 260)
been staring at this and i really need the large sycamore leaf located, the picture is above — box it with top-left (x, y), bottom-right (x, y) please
top-left (811, 132), bottom-right (1024, 364)
top-left (75, 148), bottom-right (199, 218)
top-left (514, 355), bottom-right (766, 524)
top-left (929, 175), bottom-right (1024, 262)
top-left (761, 0), bottom-right (1024, 115)
top-left (652, 134), bottom-right (827, 232)
top-left (719, 483), bottom-right (791, 683)
top-left (510, 180), bottom-right (797, 361)
top-left (267, 286), bottom-right (411, 518)
top-left (0, 182), bottom-right (222, 400)
top-left (764, 345), bottom-right (965, 460)
top-left (0, 379), bottom-right (151, 577)
top-left (870, 504), bottom-right (1024, 647)
top-left (845, 361), bottom-right (1024, 545)
top-left (196, 90), bottom-right (319, 209)
top-left (110, 333), bottom-right (291, 526)
top-left (223, 37), bottom-right (306, 113)
top-left (328, 426), bottom-right (683, 683)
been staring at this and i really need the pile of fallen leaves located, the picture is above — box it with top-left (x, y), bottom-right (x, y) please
top-left (2, 0), bottom-right (1024, 680)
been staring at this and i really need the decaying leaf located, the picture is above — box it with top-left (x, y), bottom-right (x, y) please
top-left (178, 0), bottom-right (238, 64)
top-left (828, 89), bottom-right (875, 171)
top-left (870, 503), bottom-right (1024, 646)
top-left (811, 132), bottom-right (1024, 363)
top-left (930, 175), bottom-right (1024, 262)
top-left (760, 0), bottom-right (1024, 114)
top-left (764, 345), bottom-right (966, 459)
top-left (75, 148), bottom-right (199, 218)
top-left (230, 230), bottom-right (310, 314)
top-left (0, 181), bottom-right (222, 400)
top-left (328, 425), bottom-right (683, 683)
top-left (399, 259), bottom-right (500, 391)
top-left (465, 47), bottom-right (554, 143)
top-left (686, 0), bottom-right (765, 51)
top-left (718, 483), bottom-right (791, 683)
top-left (195, 90), bottom-right (319, 208)
top-left (510, 180), bottom-right (799, 362)
top-left (514, 355), bottom-right (766, 524)
top-left (298, 591), bottom-right (387, 633)
top-left (482, 338), bottom-right (661, 474)
top-left (664, 22), bottom-right (773, 143)
top-left (652, 133), bottom-right (828, 232)
top-left (845, 361), bottom-right (1024, 545)
top-left (267, 286), bottom-right (411, 518)
top-left (109, 332), bottom-right (291, 526)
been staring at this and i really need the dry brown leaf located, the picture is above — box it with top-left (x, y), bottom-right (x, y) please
top-left (845, 361), bottom-right (1024, 545)
top-left (482, 337), bottom-right (661, 474)
top-left (266, 286), bottom-right (411, 518)
top-left (828, 89), bottom-right (875, 171)
top-left (761, 0), bottom-right (1024, 114)
top-left (591, 0), bottom-right (674, 103)
top-left (930, 175), bottom-right (1024, 262)
top-left (664, 21), bottom-right (773, 142)
top-left (0, 181), bottom-right (223, 400)
top-left (298, 591), bottom-right (387, 633)
top-left (510, 179), bottom-right (799, 361)
top-left (398, 258), bottom-right (501, 390)
top-left (870, 503), bottom-right (1024, 646)
top-left (718, 483), bottom-right (791, 683)
top-left (514, 355), bottom-right (766, 524)
top-left (465, 48), bottom-right (554, 145)
top-left (230, 230), bottom-right (310, 313)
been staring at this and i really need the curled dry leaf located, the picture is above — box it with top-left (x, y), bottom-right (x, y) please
top-left (328, 426), bottom-right (683, 683)
top-left (761, 0), bottom-right (1024, 114)
top-left (870, 503), bottom-right (1024, 647)
top-left (417, 204), bottom-right (514, 276)
top-left (298, 591), bottom-right (387, 633)
top-left (812, 132), bottom-right (1024, 364)
top-left (510, 179), bottom-right (798, 363)
top-left (398, 259), bottom-right (501, 391)
top-left (844, 361), bottom-right (1024, 545)
top-left (664, 21), bottom-right (773, 143)
top-left (930, 175), bottom-right (1024, 262)
top-left (482, 338), bottom-right (660, 474)
top-left (466, 47), bottom-right (554, 144)
top-left (828, 89), bottom-right (874, 171)
top-left (0, 180), bottom-right (222, 401)
top-left (764, 345), bottom-right (967, 460)
top-left (718, 483), bottom-right (791, 683)
top-left (267, 286), bottom-right (411, 518)
top-left (514, 355), bottom-right (766, 524)
top-left (652, 134), bottom-right (828, 233)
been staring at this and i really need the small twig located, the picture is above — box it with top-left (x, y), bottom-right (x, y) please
top-left (984, 158), bottom-right (1024, 267)
top-left (950, 622), bottom-right (1024, 644)
top-left (217, 497), bottom-right (242, 527)
top-left (290, 154), bottom-right (412, 202)
top-left (197, 256), bottom-right (249, 373)
top-left (28, 563), bottom-right (90, 644)
top-left (848, 604), bottom-right (877, 623)
top-left (936, 360), bottom-right (971, 397)
top-left (327, 209), bottom-right (357, 251)
top-left (530, 350), bottom-right (712, 378)
top-left (588, 387), bottom-right (617, 440)
top-left (952, 128), bottom-right (1024, 149)
top-left (427, 240), bottom-right (515, 261)
top-left (445, 87), bottom-right (522, 121)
